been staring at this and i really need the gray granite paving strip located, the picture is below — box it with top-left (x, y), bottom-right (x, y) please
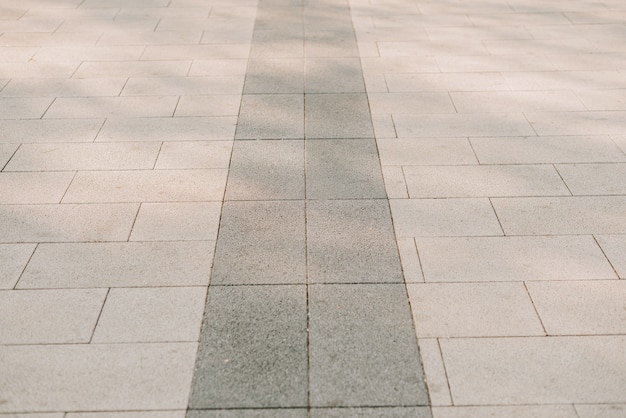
top-left (211, 201), bottom-right (306, 285)
top-left (305, 93), bottom-right (374, 139)
top-left (235, 94), bottom-right (304, 140)
top-left (309, 284), bottom-right (429, 407)
top-left (188, 410), bottom-right (306, 418)
top-left (188, 285), bottom-right (308, 409)
top-left (310, 407), bottom-right (432, 417)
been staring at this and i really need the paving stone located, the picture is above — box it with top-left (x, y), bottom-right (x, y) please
top-left (0, 343), bottom-right (197, 412)
top-left (130, 202), bottom-right (222, 241)
top-left (595, 235), bottom-right (626, 279)
top-left (310, 407), bottom-right (432, 418)
top-left (416, 236), bottom-right (617, 282)
top-left (432, 406), bottom-right (578, 418)
top-left (309, 284), bottom-right (428, 407)
top-left (244, 58), bottom-right (304, 93)
top-left (0, 97), bottom-right (53, 119)
top-left (305, 93), bottom-right (373, 139)
top-left (225, 140), bottom-right (305, 200)
top-left (451, 91), bottom-right (586, 112)
top-left (556, 163), bottom-right (626, 195)
top-left (0, 119), bottom-right (103, 143)
top-left (378, 40), bottom-right (489, 57)
top-left (396, 237), bottom-right (423, 282)
top-left (212, 201), bottom-right (306, 285)
top-left (68, 412), bottom-right (185, 418)
top-left (484, 39), bottom-right (599, 55)
top-left (467, 12), bottom-right (572, 26)
top-left (1, 78), bottom-right (126, 98)
top-left (0, 62), bottom-right (80, 79)
top-left (470, 135), bottom-right (626, 164)
top-left (236, 94), bottom-right (304, 139)
top-left (307, 200), bottom-right (402, 283)
top-left (426, 26), bottom-right (532, 41)
top-left (18, 241), bottom-right (213, 288)
top-left (74, 61), bottom-right (191, 78)
top-left (0, 203), bottom-right (138, 243)
top-left (0, 289), bottom-right (106, 344)
top-left (371, 114), bottom-right (397, 138)
top-left (380, 166), bottom-right (408, 198)
top-left (174, 95), bottom-right (242, 118)
top-left (0, 244), bottom-right (35, 289)
top-left (376, 138), bottom-right (477, 166)
top-left (612, 134), bottom-right (626, 153)
top-left (93, 287), bottom-right (207, 343)
top-left (63, 169), bottom-right (226, 203)
top-left (98, 117), bottom-right (237, 142)
top-left (407, 283), bottom-right (544, 338)
top-left (0, 172), bottom-right (74, 204)
top-left (546, 53), bottom-right (626, 71)
top-left (436, 55), bottom-right (555, 72)
top-left (32, 46), bottom-right (144, 62)
top-left (390, 199), bottom-right (503, 237)
top-left (122, 76), bottom-right (244, 96)
top-left (189, 59), bottom-right (249, 76)
top-left (155, 141), bottom-right (233, 169)
top-left (528, 111), bottom-right (626, 135)
top-left (44, 96), bottom-right (179, 118)
top-left (360, 56), bottom-right (440, 74)
top-left (189, 285), bottom-right (308, 409)
top-left (440, 336), bottom-right (626, 404)
top-left (188, 411), bottom-right (306, 418)
top-left (576, 89), bottom-right (626, 111)
top-left (417, 339), bottom-right (451, 406)
top-left (527, 281), bottom-right (626, 335)
top-left (98, 30), bottom-right (202, 45)
top-left (393, 113), bottom-right (535, 138)
top-left (492, 196), bottom-right (626, 235)
top-left (368, 92), bottom-right (455, 114)
top-left (404, 165), bottom-right (569, 198)
top-left (305, 58), bottom-right (365, 93)
top-left (305, 31), bottom-right (359, 58)
top-left (305, 139), bottom-right (386, 199)
top-left (575, 404), bottom-right (626, 418)
top-left (5, 143), bottom-right (160, 171)
top-left (503, 71), bottom-right (626, 91)
top-left (385, 73), bottom-right (509, 92)
top-left (142, 44), bottom-right (250, 60)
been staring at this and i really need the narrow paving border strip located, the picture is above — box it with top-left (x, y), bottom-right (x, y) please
top-left (187, 0), bottom-right (431, 415)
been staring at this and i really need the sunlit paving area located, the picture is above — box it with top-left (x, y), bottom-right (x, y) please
top-left (0, 0), bottom-right (625, 416)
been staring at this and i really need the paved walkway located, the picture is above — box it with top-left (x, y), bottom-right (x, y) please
top-left (1, 0), bottom-right (625, 417)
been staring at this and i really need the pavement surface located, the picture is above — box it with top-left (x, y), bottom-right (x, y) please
top-left (0, 0), bottom-right (625, 417)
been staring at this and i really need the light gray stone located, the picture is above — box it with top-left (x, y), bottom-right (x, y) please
top-left (556, 163), bottom-right (626, 195)
top-left (236, 94), bottom-right (304, 139)
top-left (18, 241), bottom-right (213, 288)
top-left (310, 407), bottom-right (432, 418)
top-left (305, 93), bottom-right (374, 139)
top-left (244, 58), bottom-right (304, 93)
top-left (188, 411), bottom-right (306, 418)
top-left (155, 141), bottom-right (233, 169)
top-left (307, 200), bottom-right (402, 283)
top-left (309, 284), bottom-right (428, 407)
top-left (44, 96), bottom-right (179, 118)
top-left (595, 235), bottom-right (626, 279)
top-left (305, 139), bottom-right (387, 199)
top-left (98, 117), bottom-right (237, 142)
top-left (122, 76), bottom-right (244, 96)
top-left (0, 119), bottom-right (103, 143)
top-left (0, 244), bottom-right (36, 289)
top-left (305, 58), bottom-right (365, 93)
top-left (189, 285), bottom-right (308, 409)
top-left (376, 138), bottom-right (478, 166)
top-left (432, 405), bottom-right (578, 418)
top-left (0, 172), bottom-right (74, 204)
top-left (393, 113), bottom-right (535, 138)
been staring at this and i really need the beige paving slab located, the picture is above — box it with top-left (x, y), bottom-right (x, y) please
top-left (115, 7), bottom-right (212, 19)
top-left (614, 134), bottom-right (626, 154)
top-left (5, 143), bottom-right (160, 171)
top-left (0, 119), bottom-right (103, 143)
top-left (44, 96), bottom-right (179, 119)
top-left (368, 92), bottom-right (455, 114)
top-left (576, 89), bottom-right (626, 111)
top-left (67, 412), bottom-right (185, 418)
top-left (470, 136), bottom-right (626, 164)
top-left (98, 30), bottom-right (202, 46)
top-left (93, 287), bottom-right (207, 343)
top-left (386, 73), bottom-right (510, 92)
top-left (575, 404), bottom-right (626, 418)
top-left (0, 97), bottom-right (53, 119)
top-left (32, 46), bottom-right (144, 62)
top-left (0, 172), bottom-right (74, 204)
top-left (0, 203), bottom-right (138, 243)
top-left (484, 39), bottom-right (597, 55)
top-left (393, 113), bottom-right (535, 138)
top-left (390, 198), bottom-right (503, 237)
top-left (0, 62), bottom-right (80, 79)
top-left (0, 78), bottom-right (127, 98)
top-left (175, 95), bottom-right (242, 117)
top-left (381, 166), bottom-right (408, 199)
top-left (547, 53), bottom-right (626, 71)
top-left (360, 56), bottom-right (440, 74)
top-left (503, 71), bottom-right (626, 91)
top-left (155, 141), bottom-right (232, 169)
top-left (440, 336), bottom-right (626, 404)
top-left (0, 414), bottom-right (64, 418)
top-left (371, 114), bottom-right (397, 138)
top-left (97, 117), bottom-right (236, 141)
top-left (409, 282), bottom-right (544, 337)
top-left (595, 235), bottom-right (626, 279)
top-left (0, 143), bottom-right (18, 167)
top-left (122, 76), bottom-right (244, 96)
top-left (18, 241), bottom-right (213, 288)
top-left (467, 12), bottom-right (572, 26)
top-left (436, 55), bottom-right (555, 72)
top-left (0, 46), bottom-right (39, 62)
top-left (396, 237), bottom-right (422, 282)
top-left (527, 280), bottom-right (626, 336)
top-left (403, 165), bottom-right (570, 198)
top-left (188, 59), bottom-right (248, 76)
top-left (74, 61), bottom-right (191, 78)
top-left (565, 11), bottom-right (626, 24)
top-left (556, 163), bottom-right (626, 195)
top-left (57, 19), bottom-right (159, 33)
top-left (141, 44), bottom-right (250, 60)
top-left (432, 405), bottom-right (578, 418)
top-left (415, 235), bottom-right (617, 282)
top-left (63, 169), bottom-right (227, 203)
top-left (417, 339), bottom-right (451, 406)
top-left (378, 40), bottom-right (489, 57)
top-left (0, 244), bottom-right (36, 289)
top-left (425, 26), bottom-right (532, 41)
top-left (451, 91), bottom-right (586, 113)
top-left (372, 14), bottom-right (473, 28)
top-left (130, 202), bottom-right (222, 241)
top-left (0, 343), bottom-right (197, 412)
top-left (0, 289), bottom-right (106, 344)
top-left (492, 196), bottom-right (626, 235)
